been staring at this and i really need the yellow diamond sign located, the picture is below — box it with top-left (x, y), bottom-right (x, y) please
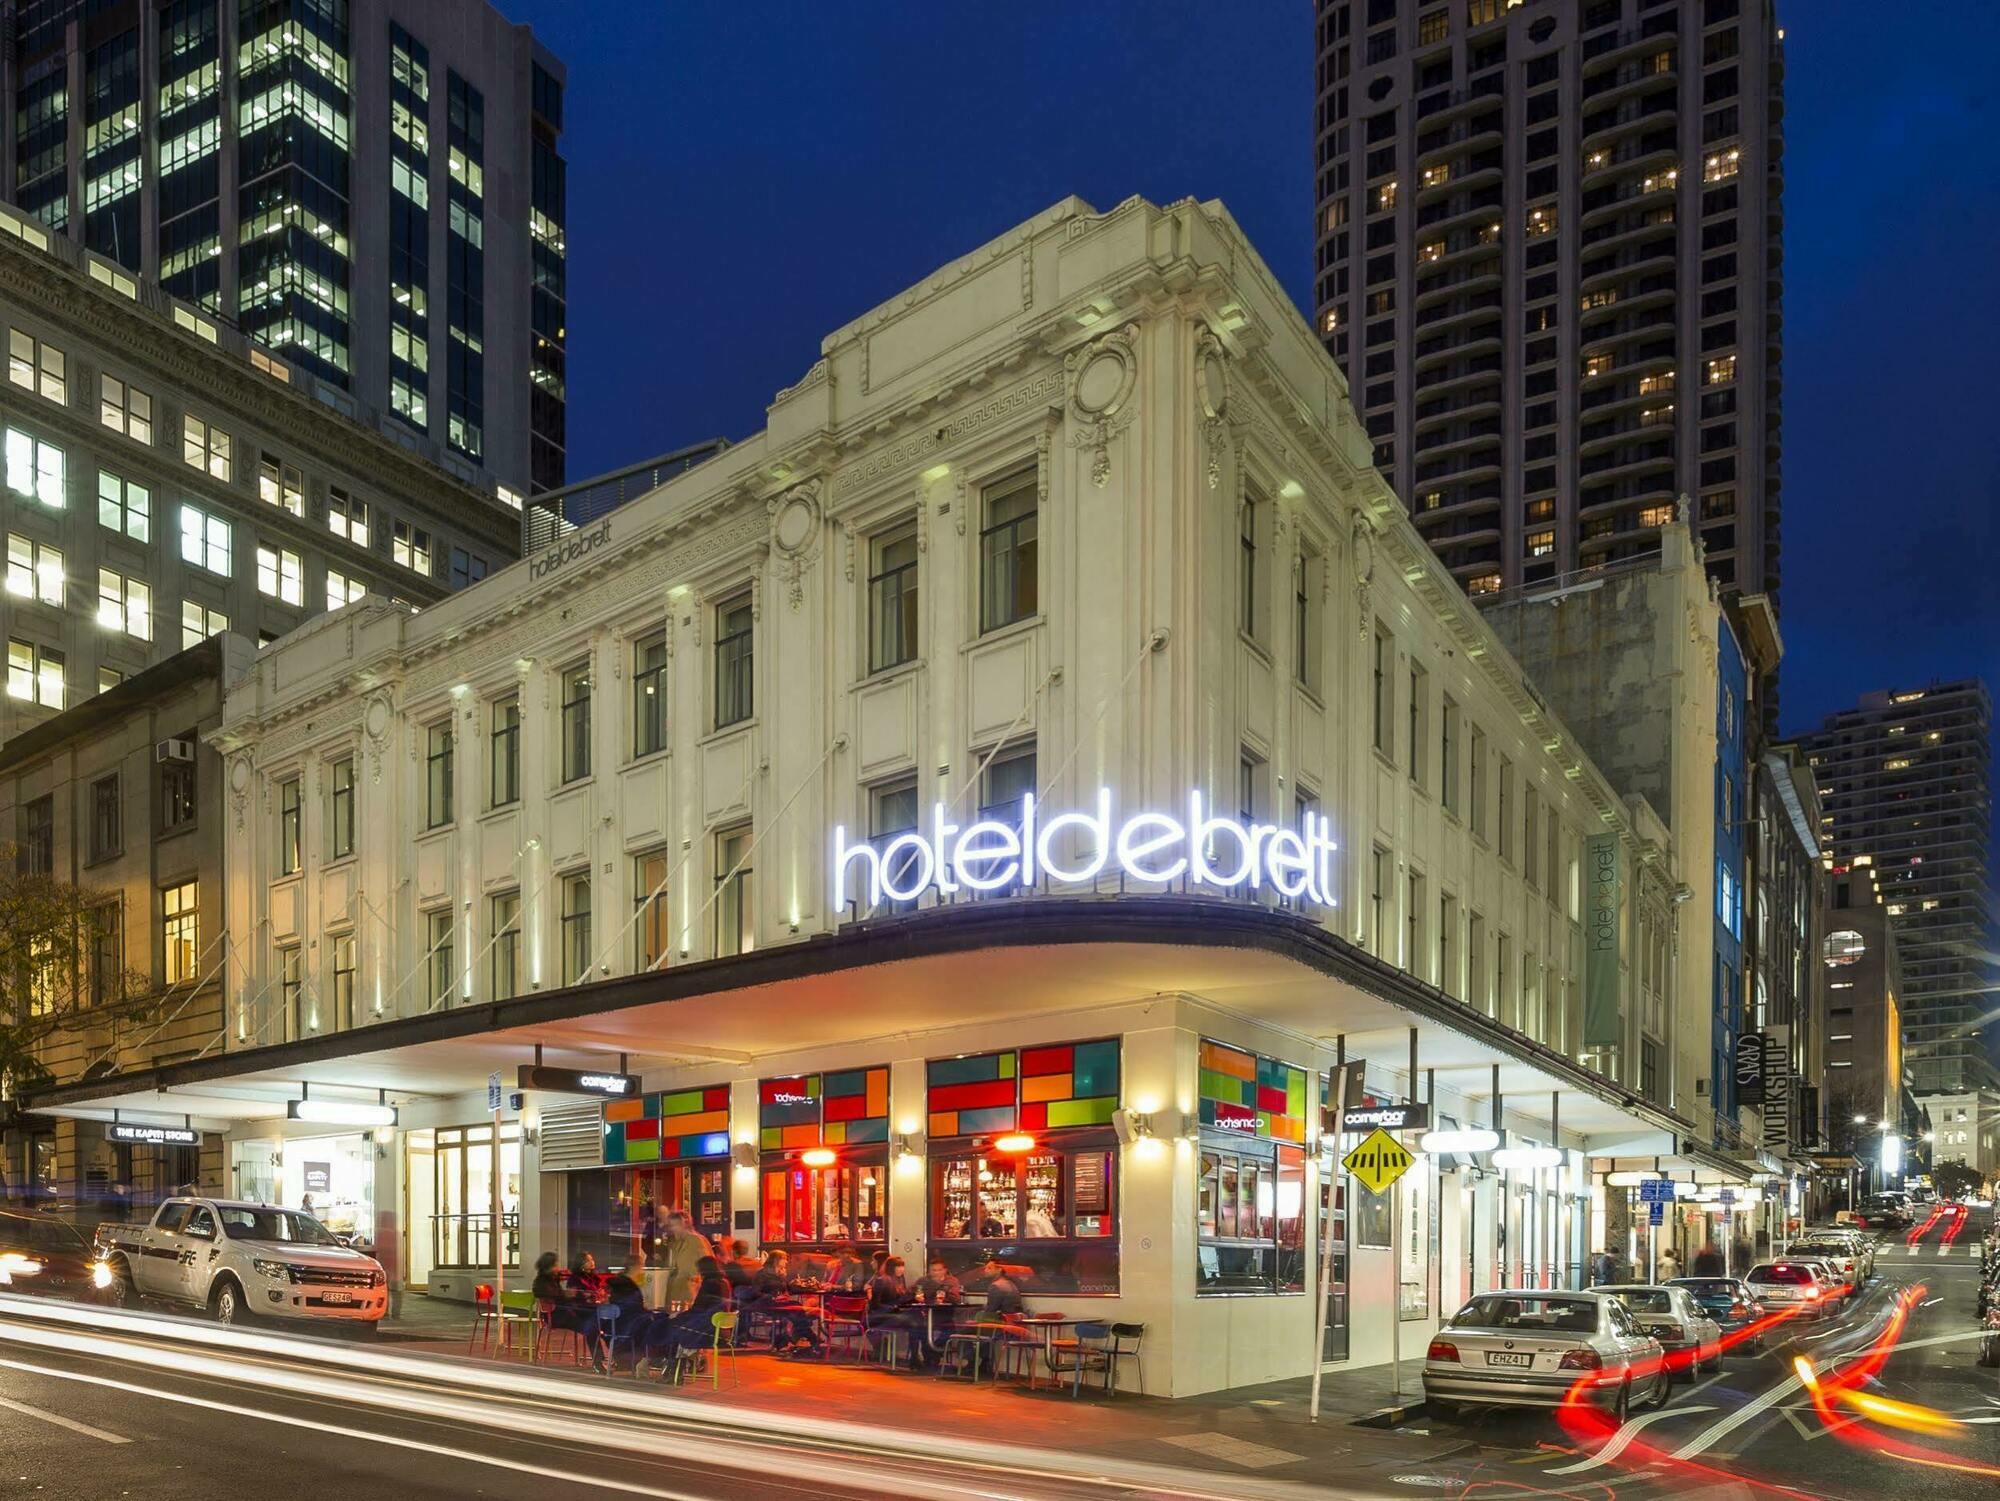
top-left (1342, 1126), bottom-right (1416, 1196)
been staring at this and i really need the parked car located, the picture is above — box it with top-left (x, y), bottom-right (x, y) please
top-left (95, 1197), bottom-right (386, 1329)
top-left (1597, 1285), bottom-right (1724, 1373)
top-left (0, 1206), bottom-right (107, 1301)
top-left (1669, 1276), bottom-right (1770, 1351)
top-left (1746, 1260), bottom-right (1833, 1319)
top-left (1423, 1290), bottom-right (1668, 1422)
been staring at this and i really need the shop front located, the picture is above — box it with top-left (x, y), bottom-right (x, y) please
top-left (1194, 1039), bottom-right (1307, 1296)
top-left (228, 1132), bottom-right (377, 1245)
top-left (924, 1039), bottom-right (1120, 1294)
top-left (403, 1120), bottom-right (520, 1290)
top-left (568, 1085), bottom-right (731, 1267)
top-left (758, 1068), bottom-right (890, 1264)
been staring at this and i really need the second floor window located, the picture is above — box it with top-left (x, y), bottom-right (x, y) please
top-left (162, 879), bottom-right (198, 984)
top-left (255, 545), bottom-right (303, 606)
top-left (560, 662), bottom-right (591, 782)
top-left (278, 777), bottom-right (301, 873)
top-left (426, 721), bottom-right (454, 827)
top-left (714, 825), bottom-right (752, 956)
top-left (180, 504), bottom-right (231, 575)
top-left (427, 910), bottom-right (455, 1008)
top-left (632, 633), bottom-right (667, 757)
top-left (182, 414), bottom-right (231, 480)
top-left (562, 873), bottom-right (593, 983)
top-left (329, 757), bottom-right (356, 859)
top-left (159, 748), bottom-right (196, 832)
top-left (980, 473), bottom-right (1037, 632)
top-left (491, 892), bottom-right (521, 1000)
top-left (868, 525), bottom-right (918, 672)
top-left (635, 850), bottom-right (671, 969)
top-left (490, 696), bottom-right (520, 805)
top-left (714, 596), bottom-right (753, 729)
top-left (89, 775), bottom-right (121, 861)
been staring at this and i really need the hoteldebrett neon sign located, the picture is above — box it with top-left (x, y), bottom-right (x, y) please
top-left (833, 789), bottom-right (1338, 909)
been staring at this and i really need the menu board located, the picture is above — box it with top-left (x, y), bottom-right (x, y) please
top-left (1074, 1152), bottom-right (1109, 1216)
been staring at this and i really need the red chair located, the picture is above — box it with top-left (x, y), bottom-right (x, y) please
top-left (468, 1284), bottom-right (499, 1355)
top-left (821, 1294), bottom-right (869, 1363)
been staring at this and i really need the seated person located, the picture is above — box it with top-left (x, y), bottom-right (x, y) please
top-left (567, 1250), bottom-right (608, 1302)
top-left (910, 1258), bottom-right (963, 1365)
top-left (866, 1255), bottom-right (926, 1361)
top-left (723, 1238), bottom-right (761, 1291)
top-left (599, 1263), bottom-right (650, 1368)
top-left (829, 1242), bottom-right (872, 1293)
top-left (532, 1251), bottom-right (606, 1368)
top-left (975, 1256), bottom-right (1025, 1316)
top-left (647, 1255), bottom-right (733, 1372)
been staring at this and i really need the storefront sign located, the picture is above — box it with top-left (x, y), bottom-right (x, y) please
top-left (1761, 1024), bottom-right (1791, 1151)
top-left (1583, 834), bottom-right (1622, 1046)
top-left (1733, 1030), bottom-right (1767, 1105)
top-left (1337, 1103), bottom-right (1431, 1133)
top-left (528, 517), bottom-right (612, 581)
top-left (517, 1065), bottom-right (640, 1098)
top-left (303, 1162), bottom-right (331, 1194)
top-left (1636, 1178), bottom-right (1677, 1204)
top-left (106, 1123), bottom-right (200, 1147)
top-left (833, 789), bottom-right (1338, 908)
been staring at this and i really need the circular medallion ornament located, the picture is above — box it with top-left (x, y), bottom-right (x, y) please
top-left (1199, 349), bottom-right (1229, 420)
top-left (229, 756), bottom-right (252, 794)
top-left (773, 493), bottom-right (817, 555)
top-left (1072, 344), bottom-right (1135, 419)
top-left (364, 696), bottom-right (392, 741)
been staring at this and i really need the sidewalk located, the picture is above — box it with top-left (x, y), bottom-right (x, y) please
top-left (377, 1297), bottom-right (1470, 1487)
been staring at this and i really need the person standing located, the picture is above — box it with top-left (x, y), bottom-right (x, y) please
top-left (1692, 1243), bottom-right (1724, 1277)
top-left (657, 1210), bottom-right (711, 1308)
top-left (1588, 1247), bottom-right (1617, 1286)
top-left (1657, 1246), bottom-right (1681, 1283)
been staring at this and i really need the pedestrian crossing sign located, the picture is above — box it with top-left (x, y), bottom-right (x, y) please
top-left (1342, 1127), bottom-right (1416, 1195)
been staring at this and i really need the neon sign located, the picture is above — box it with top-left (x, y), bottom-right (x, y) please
top-left (833, 789), bottom-right (1338, 909)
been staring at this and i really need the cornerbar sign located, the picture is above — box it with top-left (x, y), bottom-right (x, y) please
top-left (832, 789), bottom-right (1339, 909)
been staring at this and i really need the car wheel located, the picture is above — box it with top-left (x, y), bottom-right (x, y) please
top-left (211, 1278), bottom-right (251, 1327)
top-left (1979, 1336), bottom-right (2000, 1369)
top-left (108, 1260), bottom-right (139, 1310)
top-left (1610, 1378), bottom-right (1632, 1423)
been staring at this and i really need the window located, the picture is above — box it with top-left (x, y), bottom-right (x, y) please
top-left (279, 945), bottom-right (304, 1031)
top-left (1441, 697), bottom-right (1461, 815)
top-left (864, 775), bottom-right (923, 906)
top-left (1468, 725), bottom-right (1487, 837)
top-left (97, 470), bottom-right (150, 540)
top-left (714, 825), bottom-right (753, 957)
top-left (330, 934), bottom-right (355, 1029)
top-left (1498, 756), bottom-right (1514, 861)
top-left (490, 696), bottom-right (520, 805)
top-left (490, 892), bottom-right (521, 999)
top-left (162, 880), bottom-right (198, 984)
top-left (89, 775), bottom-right (122, 861)
top-left (328, 488), bottom-right (369, 547)
top-left (427, 910), bottom-right (455, 1008)
top-left (182, 414), bottom-right (230, 479)
top-left (100, 375), bottom-right (153, 443)
top-left (559, 661), bottom-right (592, 781)
top-left (448, 548), bottom-right (487, 588)
top-left (1706, 354), bottom-right (1736, 385)
top-left (1406, 869), bottom-right (1426, 972)
top-left (1372, 626), bottom-right (1393, 755)
top-left (392, 520), bottom-right (432, 575)
top-left (1238, 492), bottom-right (1260, 637)
top-left (7, 638), bottom-right (64, 707)
top-left (86, 902), bottom-right (123, 1006)
top-left (713, 595), bottom-right (754, 729)
top-left (7, 533), bottom-right (64, 606)
top-left (868, 524), bottom-right (919, 672)
top-left (327, 570), bottom-right (366, 610)
top-left (18, 795), bottom-right (54, 875)
top-left (1467, 911), bottom-right (1488, 1012)
top-left (277, 777), bottom-right (301, 873)
top-left (425, 721), bottom-right (454, 827)
top-left (179, 504), bottom-right (231, 574)
top-left (1294, 546), bottom-right (1321, 691)
top-left (8, 329), bottom-right (66, 402)
top-left (255, 544), bottom-right (303, 606)
top-left (1439, 891), bottom-right (1457, 996)
top-left (562, 872), bottom-right (593, 982)
top-left (179, 599), bottom-right (226, 648)
top-left (1527, 528), bottom-right (1556, 557)
top-left (1419, 8), bottom-right (1449, 44)
top-left (632, 632), bottom-right (668, 757)
top-left (634, 851), bottom-right (672, 969)
top-left (1408, 662), bottom-right (1428, 788)
top-left (257, 454), bottom-right (304, 516)
top-left (328, 757), bottom-right (355, 859)
top-left (1371, 846), bottom-right (1392, 955)
top-left (159, 744), bottom-right (196, 831)
top-left (5, 427), bottom-right (65, 508)
top-left (1238, 748), bottom-right (1265, 826)
top-left (979, 471), bottom-right (1038, 631)
top-left (1495, 931), bottom-right (1512, 1026)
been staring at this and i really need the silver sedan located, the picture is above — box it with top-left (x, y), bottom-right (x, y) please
top-left (1423, 1290), bottom-right (1668, 1422)
top-left (1596, 1284), bottom-right (1725, 1373)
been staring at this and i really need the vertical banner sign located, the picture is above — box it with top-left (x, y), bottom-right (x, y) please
top-left (1584, 834), bottom-right (1623, 1046)
top-left (1761, 1024), bottom-right (1791, 1152)
top-left (1733, 1031), bottom-right (1767, 1107)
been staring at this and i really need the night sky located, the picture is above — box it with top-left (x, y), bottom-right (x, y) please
top-left (510, 1), bottom-right (1999, 738)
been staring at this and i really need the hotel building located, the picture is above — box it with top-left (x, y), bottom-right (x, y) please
top-left (20, 196), bottom-right (1776, 1395)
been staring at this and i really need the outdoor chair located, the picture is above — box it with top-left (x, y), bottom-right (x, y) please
top-left (496, 1289), bottom-right (537, 1357)
top-left (665, 1311), bottom-right (741, 1389)
top-left (1105, 1322), bottom-right (1147, 1394)
top-left (1045, 1320), bottom-right (1114, 1397)
top-left (595, 1303), bottom-right (642, 1377)
top-left (468, 1284), bottom-right (533, 1358)
top-left (535, 1299), bottom-right (586, 1366)
top-left (821, 1294), bottom-right (869, 1363)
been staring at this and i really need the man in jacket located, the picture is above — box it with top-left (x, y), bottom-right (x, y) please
top-left (657, 1210), bottom-right (711, 1307)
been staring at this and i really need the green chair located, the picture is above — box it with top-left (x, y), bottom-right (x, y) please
top-left (497, 1289), bottom-right (537, 1358)
top-left (666, 1310), bottom-right (740, 1389)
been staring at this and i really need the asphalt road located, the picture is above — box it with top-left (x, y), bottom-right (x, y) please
top-left (1387, 1208), bottom-right (2000, 1500)
top-left (0, 1293), bottom-right (1329, 1501)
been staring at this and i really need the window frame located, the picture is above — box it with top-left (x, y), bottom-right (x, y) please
top-left (277, 776), bottom-right (302, 874)
top-left (425, 719), bottom-right (455, 828)
top-left (162, 879), bottom-right (198, 985)
top-left (867, 522), bottom-right (920, 673)
top-left (328, 756), bottom-right (356, 860)
top-left (559, 660), bottom-right (592, 783)
top-left (631, 632), bottom-right (668, 758)
top-left (489, 695), bottom-right (521, 806)
top-left (712, 593), bottom-right (754, 730)
top-left (561, 871), bottom-right (593, 984)
top-left (978, 470), bottom-right (1039, 634)
top-left (713, 824), bottom-right (753, 957)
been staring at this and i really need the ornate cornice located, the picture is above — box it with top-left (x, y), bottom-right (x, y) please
top-left (831, 368), bottom-right (1066, 500)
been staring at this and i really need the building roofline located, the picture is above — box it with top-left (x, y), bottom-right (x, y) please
top-left (0, 634), bottom-right (248, 774)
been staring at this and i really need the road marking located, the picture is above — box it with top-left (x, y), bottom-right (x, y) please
top-left (1546, 1403), bottom-right (1713, 1474)
top-left (0, 1392), bottom-right (131, 1443)
top-left (1670, 1369), bottom-right (1802, 1460)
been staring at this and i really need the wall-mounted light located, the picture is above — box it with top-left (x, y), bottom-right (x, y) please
top-left (730, 1141), bottom-right (757, 1170)
top-left (801, 1146), bottom-right (837, 1168)
top-left (1112, 1108), bottom-right (1154, 1146)
top-left (993, 1134), bottom-right (1037, 1154)
top-left (290, 1097), bottom-right (397, 1128)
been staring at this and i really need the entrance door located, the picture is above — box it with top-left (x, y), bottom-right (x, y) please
top-left (1317, 1164), bottom-right (1350, 1361)
top-left (405, 1129), bottom-right (436, 1291)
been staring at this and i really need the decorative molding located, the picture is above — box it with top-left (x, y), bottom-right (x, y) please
top-left (952, 474), bottom-right (968, 537)
top-left (1195, 324), bottom-right (1230, 491)
top-left (843, 520), bottom-right (859, 580)
top-left (767, 478), bottom-right (824, 611)
top-left (363, 692), bottom-right (395, 785)
top-left (774, 358), bottom-right (829, 403)
top-left (1065, 323), bottom-right (1140, 489)
top-left (252, 706), bottom-right (363, 765)
top-left (913, 488), bottom-right (930, 554)
top-left (1035, 429), bottom-right (1051, 507)
top-left (833, 368), bottom-right (1066, 496)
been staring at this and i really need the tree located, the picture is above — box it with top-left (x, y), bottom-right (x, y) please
top-left (1930, 1162), bottom-right (1982, 1202)
top-left (0, 845), bottom-right (158, 1116)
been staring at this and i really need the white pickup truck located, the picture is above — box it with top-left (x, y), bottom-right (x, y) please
top-left (95, 1197), bottom-right (387, 1329)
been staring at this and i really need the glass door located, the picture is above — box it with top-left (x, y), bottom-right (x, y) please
top-left (1317, 1160), bottom-right (1349, 1361)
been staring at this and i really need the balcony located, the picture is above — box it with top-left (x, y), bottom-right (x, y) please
top-left (1581, 94), bottom-right (1679, 153)
top-left (1414, 115), bottom-right (1505, 167)
top-left (1412, 394), bottom-right (1499, 433)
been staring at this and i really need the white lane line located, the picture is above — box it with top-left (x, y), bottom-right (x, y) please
top-left (0, 1391), bottom-right (132, 1443)
top-left (1671, 1369), bottom-right (1802, 1461)
top-left (1547, 1403), bottom-right (1714, 1474)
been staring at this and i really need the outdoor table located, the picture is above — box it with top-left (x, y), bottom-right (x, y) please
top-left (1010, 1315), bottom-right (1080, 1390)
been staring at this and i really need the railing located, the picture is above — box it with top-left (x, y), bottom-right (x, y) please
top-left (432, 1212), bottom-right (522, 1271)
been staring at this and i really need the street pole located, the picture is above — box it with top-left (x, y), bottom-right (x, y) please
top-left (1389, 1173), bottom-right (1402, 1405)
top-left (1308, 1059), bottom-right (1349, 1424)
top-left (491, 1102), bottom-right (504, 1319)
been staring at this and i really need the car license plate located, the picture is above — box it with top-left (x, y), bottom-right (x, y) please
top-left (320, 1290), bottom-right (353, 1305)
top-left (1486, 1351), bottom-right (1534, 1368)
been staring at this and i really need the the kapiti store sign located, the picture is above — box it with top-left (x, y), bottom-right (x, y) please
top-left (833, 789), bottom-right (1338, 909)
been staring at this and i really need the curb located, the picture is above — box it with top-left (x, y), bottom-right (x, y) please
top-left (1352, 1397), bottom-right (1426, 1428)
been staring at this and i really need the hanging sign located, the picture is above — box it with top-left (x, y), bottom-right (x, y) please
top-left (1733, 1031), bottom-right (1767, 1106)
top-left (517, 1065), bottom-right (640, 1098)
top-left (1338, 1103), bottom-right (1431, 1133)
top-left (106, 1123), bottom-right (201, 1147)
top-left (1342, 1127), bottom-right (1416, 1196)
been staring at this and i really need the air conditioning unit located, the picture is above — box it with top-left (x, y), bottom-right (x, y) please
top-left (156, 738), bottom-right (195, 763)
